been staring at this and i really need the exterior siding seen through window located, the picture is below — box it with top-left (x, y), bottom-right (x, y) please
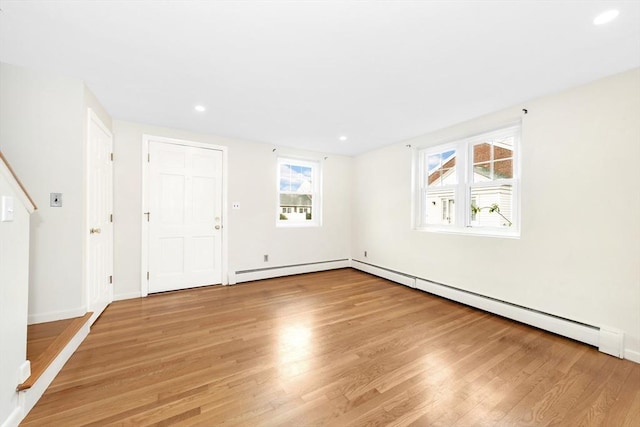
top-left (277, 157), bottom-right (321, 226)
top-left (415, 123), bottom-right (520, 236)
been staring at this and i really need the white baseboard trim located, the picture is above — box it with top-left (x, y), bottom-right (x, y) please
top-left (88, 300), bottom-right (110, 327)
top-left (598, 326), bottom-right (624, 358)
top-left (113, 291), bottom-right (141, 302)
top-left (351, 261), bottom-right (638, 363)
top-left (28, 307), bottom-right (86, 325)
top-left (22, 318), bottom-right (91, 416)
top-left (1, 406), bottom-right (22, 427)
top-left (234, 259), bottom-right (350, 284)
top-left (624, 349), bottom-right (640, 364)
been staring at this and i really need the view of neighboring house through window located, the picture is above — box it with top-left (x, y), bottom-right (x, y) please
top-left (415, 123), bottom-right (520, 235)
top-left (423, 147), bottom-right (457, 225)
top-left (470, 130), bottom-right (515, 228)
top-left (277, 157), bottom-right (321, 226)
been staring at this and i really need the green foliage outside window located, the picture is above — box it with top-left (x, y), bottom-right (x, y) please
top-left (470, 203), bottom-right (512, 227)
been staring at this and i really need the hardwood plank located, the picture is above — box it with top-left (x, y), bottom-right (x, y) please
top-left (18, 313), bottom-right (92, 391)
top-left (21, 269), bottom-right (640, 426)
top-left (26, 318), bottom-right (76, 362)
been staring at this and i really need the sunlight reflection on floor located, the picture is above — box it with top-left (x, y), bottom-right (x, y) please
top-left (278, 323), bottom-right (314, 378)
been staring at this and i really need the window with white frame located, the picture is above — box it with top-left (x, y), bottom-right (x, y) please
top-left (415, 123), bottom-right (520, 235)
top-left (277, 157), bottom-right (321, 226)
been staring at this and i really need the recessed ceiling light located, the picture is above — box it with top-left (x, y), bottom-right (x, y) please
top-left (194, 105), bottom-right (206, 112)
top-left (339, 136), bottom-right (348, 141)
top-left (594, 9), bottom-right (619, 25)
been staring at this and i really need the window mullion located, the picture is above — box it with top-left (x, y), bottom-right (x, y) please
top-left (465, 140), bottom-right (474, 227)
top-left (456, 141), bottom-right (467, 227)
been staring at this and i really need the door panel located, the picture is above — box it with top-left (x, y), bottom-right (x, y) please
top-left (148, 141), bottom-right (223, 293)
top-left (192, 236), bottom-right (215, 271)
top-left (158, 237), bottom-right (185, 275)
top-left (160, 174), bottom-right (185, 223)
top-left (87, 111), bottom-right (113, 316)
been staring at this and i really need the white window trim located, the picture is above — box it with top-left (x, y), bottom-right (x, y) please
top-left (276, 156), bottom-right (322, 227)
top-left (414, 123), bottom-right (521, 238)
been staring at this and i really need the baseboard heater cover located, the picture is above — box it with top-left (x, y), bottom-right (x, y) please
top-left (351, 260), bottom-right (416, 288)
top-left (351, 260), bottom-right (625, 358)
top-left (414, 277), bottom-right (600, 347)
top-left (231, 259), bottom-right (350, 284)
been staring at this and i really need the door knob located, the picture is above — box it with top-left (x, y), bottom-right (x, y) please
top-left (214, 225), bottom-right (221, 230)
top-left (90, 228), bottom-right (102, 234)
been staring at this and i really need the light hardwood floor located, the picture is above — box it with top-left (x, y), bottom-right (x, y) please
top-left (22, 269), bottom-right (640, 426)
top-left (26, 317), bottom-right (77, 362)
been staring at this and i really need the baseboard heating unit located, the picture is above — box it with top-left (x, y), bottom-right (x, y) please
top-left (230, 259), bottom-right (350, 284)
top-left (351, 260), bottom-right (626, 360)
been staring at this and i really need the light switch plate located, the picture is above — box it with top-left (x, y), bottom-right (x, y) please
top-left (50, 193), bottom-right (62, 207)
top-left (1, 196), bottom-right (14, 222)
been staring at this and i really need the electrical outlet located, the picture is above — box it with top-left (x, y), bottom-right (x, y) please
top-left (232, 202), bottom-right (240, 209)
top-left (264, 254), bottom-right (269, 262)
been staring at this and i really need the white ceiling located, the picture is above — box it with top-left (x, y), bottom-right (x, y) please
top-left (1, 1), bottom-right (639, 156)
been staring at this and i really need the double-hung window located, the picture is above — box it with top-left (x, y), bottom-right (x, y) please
top-left (277, 157), bottom-right (321, 227)
top-left (415, 123), bottom-right (520, 236)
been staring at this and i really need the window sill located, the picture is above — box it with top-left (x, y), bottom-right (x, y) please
top-left (276, 221), bottom-right (320, 228)
top-left (415, 226), bottom-right (520, 239)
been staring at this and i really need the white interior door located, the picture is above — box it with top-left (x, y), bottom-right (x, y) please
top-left (148, 141), bottom-right (223, 293)
top-left (86, 110), bottom-right (113, 317)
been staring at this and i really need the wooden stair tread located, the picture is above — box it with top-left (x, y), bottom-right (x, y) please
top-left (18, 312), bottom-right (93, 391)
top-left (26, 318), bottom-right (76, 361)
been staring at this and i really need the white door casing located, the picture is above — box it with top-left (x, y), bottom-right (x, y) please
top-left (86, 109), bottom-right (114, 320)
top-left (143, 137), bottom-right (226, 294)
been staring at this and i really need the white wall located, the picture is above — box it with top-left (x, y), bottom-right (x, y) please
top-left (351, 68), bottom-right (640, 360)
top-left (112, 121), bottom-right (351, 299)
top-left (0, 62), bottom-right (113, 323)
top-left (0, 160), bottom-right (33, 427)
top-left (0, 62), bottom-right (85, 322)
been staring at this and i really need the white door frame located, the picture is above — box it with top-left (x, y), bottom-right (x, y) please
top-left (141, 135), bottom-right (229, 296)
top-left (84, 108), bottom-right (114, 322)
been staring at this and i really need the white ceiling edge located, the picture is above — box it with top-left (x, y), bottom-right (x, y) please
top-left (0, 1), bottom-right (638, 156)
